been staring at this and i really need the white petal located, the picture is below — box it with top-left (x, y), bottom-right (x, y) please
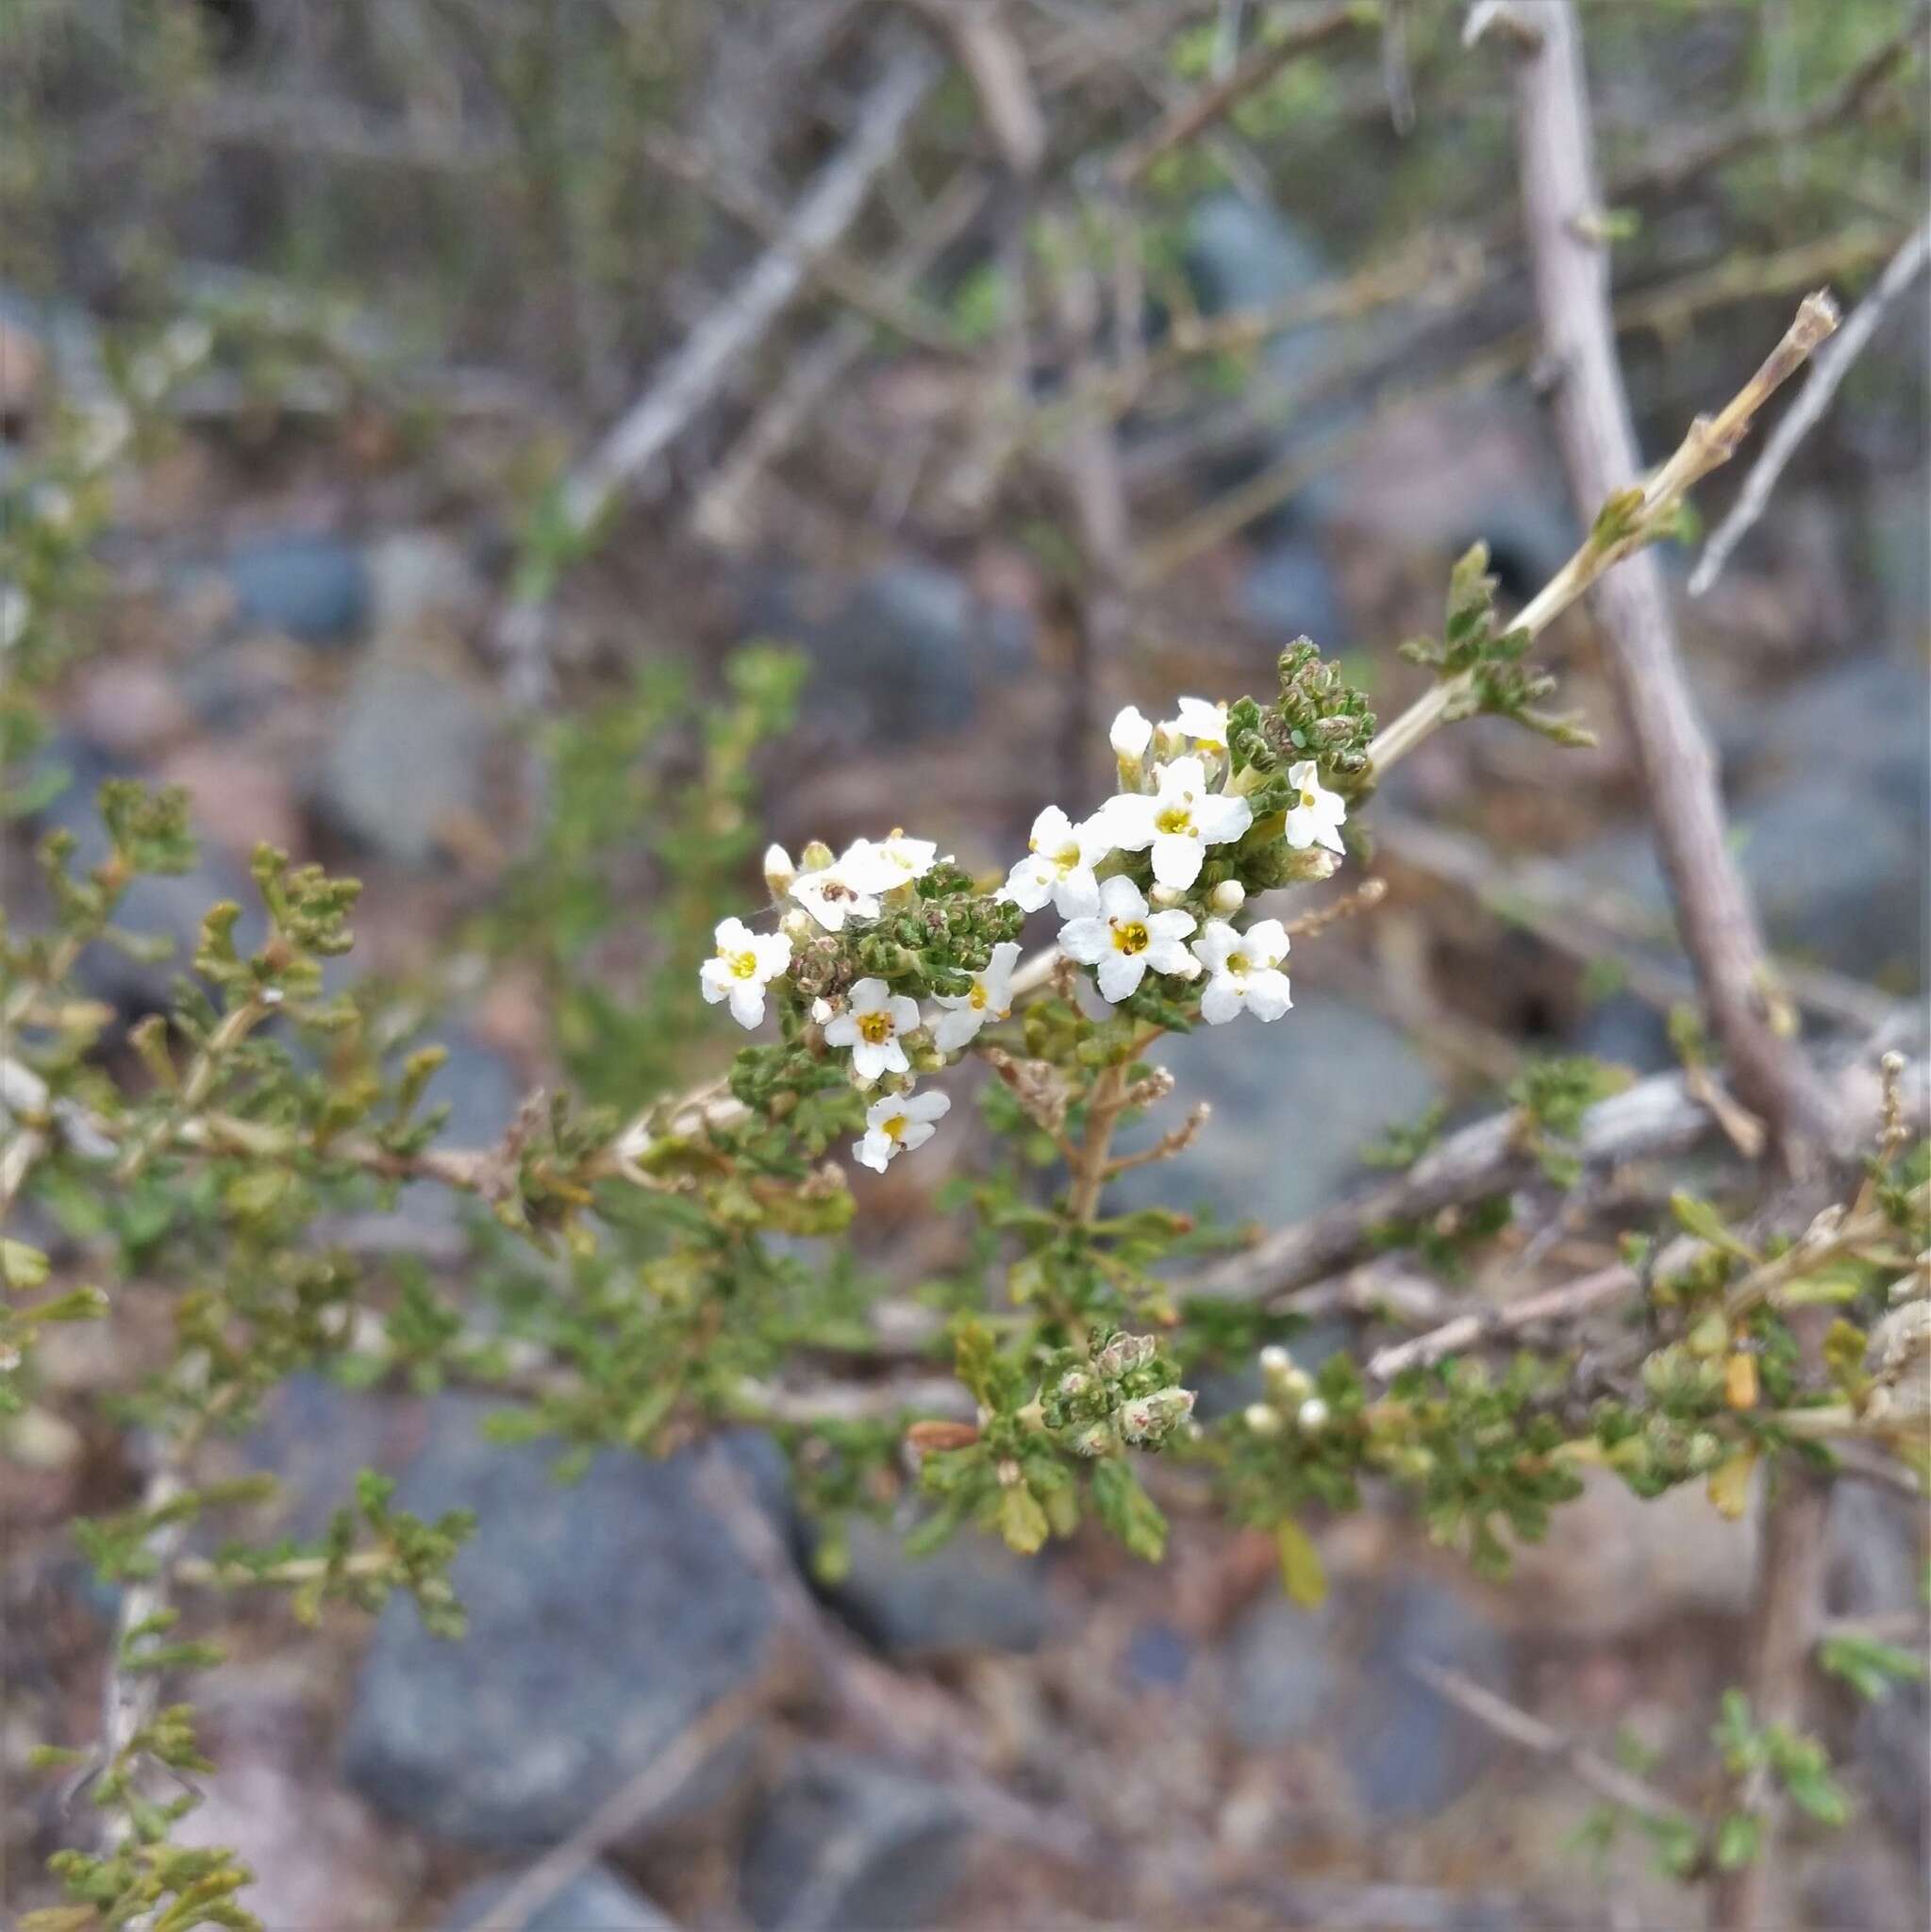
top-left (878, 1038), bottom-right (910, 1077)
top-left (1057, 917), bottom-right (1108, 963)
top-left (1242, 919), bottom-right (1290, 968)
top-left (907, 1091), bottom-right (952, 1124)
top-left (886, 994), bottom-right (921, 1035)
top-left (982, 942), bottom-right (1021, 1007)
top-left (1191, 920), bottom-right (1240, 974)
top-left (1245, 971), bottom-right (1293, 1021)
top-left (931, 1008), bottom-right (977, 1052)
top-left (1192, 791), bottom-right (1253, 844)
top-left (1095, 952), bottom-right (1144, 1004)
top-left (1102, 794), bottom-right (1157, 851)
top-left (1315, 817), bottom-right (1347, 856)
top-left (1097, 874), bottom-right (1148, 921)
top-left (1109, 706), bottom-right (1153, 758)
top-left (714, 916), bottom-right (755, 952)
top-left (699, 960), bottom-right (733, 1003)
top-left (855, 1132), bottom-right (893, 1174)
top-left (847, 977), bottom-right (891, 1014)
top-left (1157, 756), bottom-right (1209, 800)
top-left (1029, 805), bottom-right (1075, 850)
top-left (1199, 976), bottom-right (1245, 1025)
top-left (1000, 858), bottom-right (1053, 911)
top-left (899, 1121), bottom-right (937, 1154)
top-left (850, 1041), bottom-right (888, 1083)
top-left (1281, 806), bottom-right (1316, 852)
top-left (824, 1013), bottom-right (858, 1049)
top-left (1051, 865), bottom-right (1102, 919)
top-left (727, 982), bottom-right (766, 1028)
top-left (1150, 832), bottom-right (1203, 890)
top-left (752, 932), bottom-right (793, 977)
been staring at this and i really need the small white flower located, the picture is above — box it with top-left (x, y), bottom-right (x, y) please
top-left (1244, 1402), bottom-right (1284, 1438)
top-left (1058, 875), bottom-right (1197, 1005)
top-left (854, 1089), bottom-right (950, 1174)
top-left (1209, 879), bottom-right (1246, 916)
top-left (999, 805), bottom-right (1113, 917)
top-left (840, 830), bottom-right (938, 894)
top-left (931, 941), bottom-right (1021, 1053)
top-left (1297, 1396), bottom-right (1330, 1433)
top-left (823, 976), bottom-right (922, 1085)
top-left (1102, 756), bottom-right (1253, 891)
top-left (1192, 918), bottom-right (1291, 1024)
top-left (1164, 695), bottom-right (1231, 758)
top-left (1282, 759), bottom-right (1347, 856)
top-left (698, 917), bottom-right (792, 1028)
top-left (763, 843), bottom-right (797, 896)
top-left (791, 865), bottom-right (880, 932)
top-left (809, 996), bottom-right (836, 1025)
top-left (1109, 705), bottom-right (1153, 780)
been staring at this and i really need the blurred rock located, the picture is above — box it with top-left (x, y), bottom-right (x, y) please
top-left (343, 1404), bottom-right (788, 1849)
top-left (1224, 1575), bottom-right (1513, 1821)
top-left (1112, 997), bottom-right (1438, 1229)
top-left (444, 1865), bottom-right (679, 1932)
top-left (814, 1515), bottom-right (1053, 1659)
top-left (749, 559), bottom-right (1031, 743)
top-left (1727, 654), bottom-right (1929, 818)
top-left (740, 1747), bottom-right (968, 1932)
top-left (25, 732), bottom-right (266, 1020)
top-left (312, 658), bottom-right (498, 865)
top-left (1124, 1619), bottom-right (1193, 1689)
top-left (241, 1373), bottom-right (412, 1543)
top-left (368, 528), bottom-right (484, 645)
top-left (1506, 1470), bottom-right (1757, 1639)
top-left (225, 530), bottom-right (371, 646)
top-left (1239, 535), bottom-right (1347, 649)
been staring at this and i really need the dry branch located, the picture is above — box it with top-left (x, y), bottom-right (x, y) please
top-left (1507, 1), bottom-right (1832, 1155)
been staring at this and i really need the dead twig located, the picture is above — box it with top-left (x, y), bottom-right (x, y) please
top-left (1506, 0), bottom-right (1833, 1156)
top-left (1690, 218), bottom-right (1931, 596)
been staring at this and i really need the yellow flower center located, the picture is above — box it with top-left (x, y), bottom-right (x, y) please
top-left (1300, 791), bottom-right (1317, 809)
top-left (1051, 842), bottom-right (1080, 871)
top-left (1226, 952), bottom-right (1251, 976)
top-left (969, 984), bottom-right (988, 1010)
top-left (857, 1011), bottom-right (893, 1044)
top-left (1155, 806), bottom-right (1194, 837)
top-left (881, 1112), bottom-right (907, 1142)
top-left (728, 949), bottom-right (760, 980)
top-left (1113, 921), bottom-right (1150, 956)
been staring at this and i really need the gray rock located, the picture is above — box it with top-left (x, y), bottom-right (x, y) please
top-left (740, 1748), bottom-right (969, 1932)
top-left (342, 1403), bottom-right (787, 1849)
top-left (1224, 1575), bottom-right (1513, 1821)
top-left (1726, 655), bottom-right (1929, 822)
top-left (748, 560), bottom-right (1031, 745)
top-left (814, 1515), bottom-right (1053, 1659)
top-left (241, 1373), bottom-right (411, 1543)
top-left (1112, 998), bottom-right (1438, 1229)
top-left (226, 531), bottom-right (371, 647)
top-left (313, 658), bottom-right (498, 865)
top-left (1239, 537), bottom-right (1346, 649)
top-left (24, 733), bottom-right (266, 1019)
top-left (444, 1865), bottom-right (678, 1932)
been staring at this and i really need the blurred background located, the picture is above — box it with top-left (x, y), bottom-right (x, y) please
top-left (2, 2), bottom-right (1926, 1927)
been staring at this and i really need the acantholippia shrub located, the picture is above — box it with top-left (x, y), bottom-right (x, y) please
top-left (5, 313), bottom-right (1928, 1926)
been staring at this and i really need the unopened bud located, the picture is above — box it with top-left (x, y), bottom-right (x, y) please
top-left (1209, 879), bottom-right (1246, 915)
top-left (783, 909), bottom-right (816, 943)
top-left (799, 840), bottom-right (834, 873)
top-left (1258, 1343), bottom-right (1293, 1383)
top-left (763, 843), bottom-right (797, 896)
top-left (1244, 1401), bottom-right (1283, 1438)
top-left (1296, 1396), bottom-right (1330, 1434)
top-left (1149, 883), bottom-right (1184, 908)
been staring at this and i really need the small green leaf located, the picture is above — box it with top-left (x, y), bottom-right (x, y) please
top-left (1274, 1516), bottom-right (1328, 1608)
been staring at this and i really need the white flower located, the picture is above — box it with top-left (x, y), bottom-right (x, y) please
top-left (1192, 918), bottom-right (1291, 1024)
top-left (763, 843), bottom-right (797, 896)
top-left (1102, 756), bottom-right (1253, 891)
top-left (1209, 879), bottom-right (1245, 915)
top-left (1282, 759), bottom-right (1347, 856)
top-left (791, 865), bottom-right (879, 932)
top-left (931, 941), bottom-right (1021, 1053)
top-left (1164, 695), bottom-right (1231, 757)
top-left (840, 830), bottom-right (938, 894)
top-left (854, 1089), bottom-right (950, 1174)
top-left (999, 805), bottom-right (1113, 917)
top-left (698, 917), bottom-right (792, 1028)
top-left (823, 976), bottom-right (922, 1084)
top-left (1109, 705), bottom-right (1153, 781)
top-left (1058, 875), bottom-right (1197, 1005)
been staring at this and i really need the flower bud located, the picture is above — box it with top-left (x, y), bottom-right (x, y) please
top-left (1110, 705), bottom-right (1153, 760)
top-left (1209, 879), bottom-right (1246, 915)
top-left (1119, 1387), bottom-right (1196, 1445)
top-left (1171, 955), bottom-right (1203, 981)
top-left (1244, 1401), bottom-right (1283, 1438)
top-left (763, 843), bottom-right (797, 896)
top-left (1153, 721), bottom-right (1184, 760)
top-left (1296, 1396), bottom-right (1330, 1434)
top-left (1257, 1343), bottom-right (1292, 1384)
top-left (783, 909), bottom-right (816, 943)
top-left (799, 840), bottom-right (835, 874)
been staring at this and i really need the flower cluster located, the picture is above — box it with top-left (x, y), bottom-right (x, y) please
top-left (697, 683), bottom-right (1353, 1182)
top-left (1039, 1330), bottom-right (1198, 1456)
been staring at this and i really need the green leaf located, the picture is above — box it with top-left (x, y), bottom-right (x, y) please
top-left (1714, 1810), bottom-right (1761, 1871)
top-left (1, 1239), bottom-right (50, 1291)
top-left (1090, 1457), bottom-right (1167, 1562)
top-left (996, 1483), bottom-right (1049, 1556)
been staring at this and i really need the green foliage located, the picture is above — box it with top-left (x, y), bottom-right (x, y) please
top-left (1509, 1054), bottom-right (1631, 1185)
top-left (1402, 543), bottom-right (1594, 747)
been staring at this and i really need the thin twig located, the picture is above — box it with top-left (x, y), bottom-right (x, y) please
top-left (1506, 0), bottom-right (1833, 1155)
top-left (1690, 218), bottom-right (1931, 595)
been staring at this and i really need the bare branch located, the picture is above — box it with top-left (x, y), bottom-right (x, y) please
top-left (1690, 218), bottom-right (1931, 596)
top-left (1507, 1), bottom-right (1833, 1154)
